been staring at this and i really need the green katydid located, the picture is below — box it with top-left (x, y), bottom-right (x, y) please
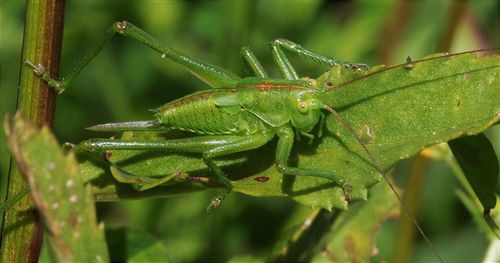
top-left (26, 21), bottom-right (373, 199)
top-left (26, 21), bottom-right (500, 261)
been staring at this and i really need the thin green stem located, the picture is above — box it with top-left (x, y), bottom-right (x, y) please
top-left (0, 0), bottom-right (65, 262)
top-left (447, 156), bottom-right (500, 239)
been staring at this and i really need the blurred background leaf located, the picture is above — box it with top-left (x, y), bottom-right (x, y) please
top-left (271, 182), bottom-right (400, 262)
top-left (1, 0), bottom-right (498, 261)
top-left (449, 134), bottom-right (498, 213)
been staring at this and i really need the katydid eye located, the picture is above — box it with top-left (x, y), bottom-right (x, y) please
top-left (297, 101), bottom-right (309, 113)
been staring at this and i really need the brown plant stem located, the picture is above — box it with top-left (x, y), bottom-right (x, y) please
top-left (0, 0), bottom-right (65, 262)
top-left (437, 0), bottom-right (468, 52)
top-left (377, 0), bottom-right (416, 64)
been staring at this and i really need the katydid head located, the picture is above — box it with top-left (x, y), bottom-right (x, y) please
top-left (289, 91), bottom-right (323, 133)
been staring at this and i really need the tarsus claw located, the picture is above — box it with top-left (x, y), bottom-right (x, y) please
top-left (24, 60), bottom-right (46, 76)
top-left (23, 60), bottom-right (65, 94)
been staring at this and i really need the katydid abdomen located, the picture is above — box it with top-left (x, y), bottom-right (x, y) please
top-left (155, 89), bottom-right (270, 136)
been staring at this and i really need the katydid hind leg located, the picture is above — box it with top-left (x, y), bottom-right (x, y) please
top-left (24, 24), bottom-right (121, 93)
top-left (200, 132), bottom-right (275, 192)
top-left (77, 132), bottom-right (274, 192)
top-left (115, 21), bottom-right (241, 89)
top-left (26, 21), bottom-right (242, 93)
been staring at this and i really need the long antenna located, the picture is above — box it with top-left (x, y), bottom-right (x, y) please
top-left (323, 105), bottom-right (444, 263)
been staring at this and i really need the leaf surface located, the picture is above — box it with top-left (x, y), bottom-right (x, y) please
top-left (79, 52), bottom-right (499, 210)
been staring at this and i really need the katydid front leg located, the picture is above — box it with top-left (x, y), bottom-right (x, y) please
top-left (275, 126), bottom-right (347, 185)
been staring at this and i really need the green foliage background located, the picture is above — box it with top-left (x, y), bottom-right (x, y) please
top-left (1, 0), bottom-right (499, 262)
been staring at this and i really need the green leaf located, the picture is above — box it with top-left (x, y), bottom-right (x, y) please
top-left (312, 182), bottom-right (400, 262)
top-left (448, 134), bottom-right (498, 212)
top-left (270, 182), bottom-right (399, 262)
top-left (80, 51), bottom-right (499, 210)
top-left (4, 113), bottom-right (109, 262)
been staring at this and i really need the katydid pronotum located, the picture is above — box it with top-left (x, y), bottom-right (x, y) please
top-left (24, 21), bottom-right (497, 262)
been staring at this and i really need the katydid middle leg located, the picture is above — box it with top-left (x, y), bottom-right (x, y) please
top-left (240, 46), bottom-right (269, 78)
top-left (26, 21), bottom-right (242, 93)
